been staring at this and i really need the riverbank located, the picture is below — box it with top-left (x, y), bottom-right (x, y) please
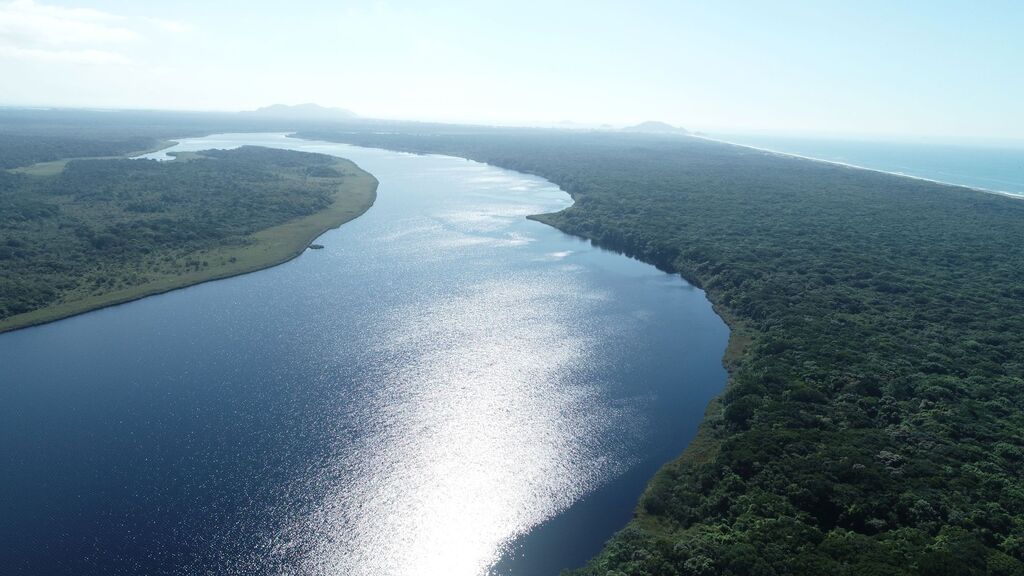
top-left (0, 155), bottom-right (377, 334)
top-left (528, 207), bottom-right (755, 540)
top-left (291, 128), bottom-right (1024, 575)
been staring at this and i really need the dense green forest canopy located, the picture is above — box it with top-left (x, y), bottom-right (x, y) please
top-left (296, 128), bottom-right (1024, 576)
top-left (0, 145), bottom-right (369, 326)
top-left (0, 109), bottom-right (214, 168)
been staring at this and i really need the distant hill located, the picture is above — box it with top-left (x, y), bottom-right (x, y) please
top-left (243, 103), bottom-right (357, 120)
top-left (622, 120), bottom-right (689, 135)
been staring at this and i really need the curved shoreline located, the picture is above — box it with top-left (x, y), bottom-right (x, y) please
top-left (528, 202), bottom-right (751, 523)
top-left (0, 157), bottom-right (378, 335)
top-left (291, 136), bottom-right (735, 572)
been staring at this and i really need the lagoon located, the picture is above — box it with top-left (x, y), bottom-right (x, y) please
top-left (0, 134), bottom-right (728, 575)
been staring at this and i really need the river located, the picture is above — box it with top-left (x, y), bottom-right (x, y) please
top-left (0, 133), bottom-right (728, 575)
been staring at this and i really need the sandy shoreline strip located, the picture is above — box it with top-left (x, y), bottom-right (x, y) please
top-left (698, 135), bottom-right (1024, 200)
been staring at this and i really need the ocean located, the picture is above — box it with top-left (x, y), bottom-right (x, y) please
top-left (709, 133), bottom-right (1024, 197)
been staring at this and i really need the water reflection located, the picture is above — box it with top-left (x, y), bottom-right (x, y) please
top-left (285, 277), bottom-right (624, 575)
top-left (0, 134), bottom-right (728, 576)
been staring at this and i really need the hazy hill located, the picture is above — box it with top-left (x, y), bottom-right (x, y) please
top-left (622, 120), bottom-right (689, 135)
top-left (243, 103), bottom-right (357, 121)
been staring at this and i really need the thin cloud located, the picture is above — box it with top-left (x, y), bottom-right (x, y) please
top-left (0, 0), bottom-right (136, 45)
top-left (0, 44), bottom-right (130, 64)
top-left (0, 0), bottom-right (192, 65)
top-left (141, 16), bottom-right (194, 34)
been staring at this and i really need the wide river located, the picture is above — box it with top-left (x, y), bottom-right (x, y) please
top-left (0, 134), bottom-right (728, 575)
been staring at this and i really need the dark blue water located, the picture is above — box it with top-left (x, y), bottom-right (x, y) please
top-left (0, 134), bottom-right (729, 576)
top-left (712, 133), bottom-right (1024, 197)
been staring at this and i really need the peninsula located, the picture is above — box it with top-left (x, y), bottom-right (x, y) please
top-left (0, 145), bottom-right (377, 333)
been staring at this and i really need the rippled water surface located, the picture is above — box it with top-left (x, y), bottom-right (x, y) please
top-left (0, 134), bottom-right (728, 575)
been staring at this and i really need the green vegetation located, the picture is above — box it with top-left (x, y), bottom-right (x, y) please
top-left (0, 145), bottom-right (377, 332)
top-left (0, 132), bottom-right (163, 170)
top-left (0, 107), bottom-right (373, 169)
top-left (296, 128), bottom-right (1024, 575)
top-left (0, 110), bottom-right (195, 169)
top-left (9, 140), bottom-right (177, 176)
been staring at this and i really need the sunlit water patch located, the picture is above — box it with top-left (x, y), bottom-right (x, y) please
top-left (1, 134), bottom-right (728, 576)
top-left (279, 277), bottom-right (627, 575)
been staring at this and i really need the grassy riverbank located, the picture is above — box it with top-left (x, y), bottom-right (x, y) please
top-left (295, 127), bottom-right (1024, 576)
top-left (0, 146), bottom-right (377, 333)
top-left (8, 140), bottom-right (178, 176)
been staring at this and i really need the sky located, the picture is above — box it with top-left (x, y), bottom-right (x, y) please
top-left (0, 0), bottom-right (1022, 140)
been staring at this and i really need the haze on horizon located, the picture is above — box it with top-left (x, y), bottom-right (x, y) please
top-left (1, 0), bottom-right (1022, 142)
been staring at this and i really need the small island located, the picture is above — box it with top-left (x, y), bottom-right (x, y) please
top-left (0, 145), bottom-right (377, 332)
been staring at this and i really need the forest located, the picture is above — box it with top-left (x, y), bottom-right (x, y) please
top-left (0, 108), bottom-right (379, 169)
top-left (296, 128), bottom-right (1024, 576)
top-left (0, 145), bottom-right (376, 331)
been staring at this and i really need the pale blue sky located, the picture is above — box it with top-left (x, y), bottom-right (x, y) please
top-left (1, 0), bottom-right (1021, 139)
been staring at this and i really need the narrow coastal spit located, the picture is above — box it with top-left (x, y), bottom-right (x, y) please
top-left (705, 134), bottom-right (1024, 199)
